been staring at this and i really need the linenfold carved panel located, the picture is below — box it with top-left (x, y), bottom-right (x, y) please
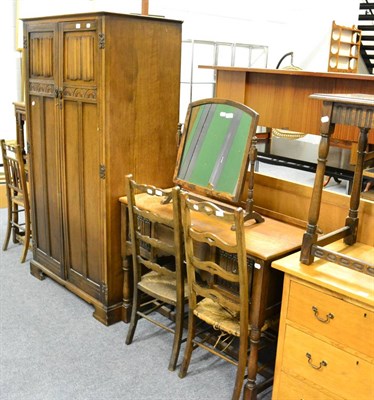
top-left (64, 34), bottom-right (95, 82)
top-left (30, 33), bottom-right (53, 78)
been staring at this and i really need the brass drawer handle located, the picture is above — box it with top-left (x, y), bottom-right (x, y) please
top-left (306, 352), bottom-right (328, 370)
top-left (312, 306), bottom-right (334, 323)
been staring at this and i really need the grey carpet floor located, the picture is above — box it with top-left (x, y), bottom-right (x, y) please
top-left (0, 208), bottom-right (272, 400)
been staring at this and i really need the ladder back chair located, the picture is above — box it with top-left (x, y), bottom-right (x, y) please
top-left (1, 139), bottom-right (31, 263)
top-left (125, 174), bottom-right (187, 371)
top-left (178, 192), bottom-right (252, 400)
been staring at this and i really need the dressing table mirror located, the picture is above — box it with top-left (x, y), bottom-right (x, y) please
top-left (173, 98), bottom-right (264, 223)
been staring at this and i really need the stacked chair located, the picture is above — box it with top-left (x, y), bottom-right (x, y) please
top-left (1, 139), bottom-right (31, 263)
top-left (125, 176), bottom-right (258, 399)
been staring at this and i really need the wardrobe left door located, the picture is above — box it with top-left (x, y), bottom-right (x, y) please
top-left (25, 22), bottom-right (65, 277)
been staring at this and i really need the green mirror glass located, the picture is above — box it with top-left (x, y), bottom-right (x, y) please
top-left (174, 98), bottom-right (259, 203)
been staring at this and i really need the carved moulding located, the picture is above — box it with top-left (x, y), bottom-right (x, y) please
top-left (331, 105), bottom-right (374, 128)
top-left (312, 245), bottom-right (374, 277)
top-left (63, 86), bottom-right (97, 101)
top-left (29, 81), bottom-right (55, 96)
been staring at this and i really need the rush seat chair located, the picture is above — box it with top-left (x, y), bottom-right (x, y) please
top-left (179, 192), bottom-right (252, 400)
top-left (125, 174), bottom-right (187, 371)
top-left (1, 139), bottom-right (31, 263)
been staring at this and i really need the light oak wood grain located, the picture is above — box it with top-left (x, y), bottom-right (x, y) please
top-left (201, 66), bottom-right (374, 143)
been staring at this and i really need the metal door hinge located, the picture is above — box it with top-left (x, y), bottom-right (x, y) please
top-left (98, 33), bottom-right (105, 49)
top-left (99, 164), bottom-right (106, 179)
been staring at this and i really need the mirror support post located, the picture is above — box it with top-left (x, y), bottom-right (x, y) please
top-left (244, 135), bottom-right (264, 224)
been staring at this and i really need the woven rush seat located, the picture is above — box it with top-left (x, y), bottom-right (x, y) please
top-left (139, 271), bottom-right (189, 305)
top-left (193, 298), bottom-right (274, 337)
top-left (194, 297), bottom-right (243, 337)
top-left (11, 194), bottom-right (25, 205)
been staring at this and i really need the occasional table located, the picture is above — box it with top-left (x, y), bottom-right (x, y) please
top-left (301, 93), bottom-right (374, 273)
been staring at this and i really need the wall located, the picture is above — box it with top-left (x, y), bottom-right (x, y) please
top-left (0, 0), bottom-right (364, 142)
top-left (1, 0), bottom-right (21, 140)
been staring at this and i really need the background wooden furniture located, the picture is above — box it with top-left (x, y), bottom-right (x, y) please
top-left (300, 94), bottom-right (374, 274)
top-left (23, 12), bottom-right (182, 325)
top-left (363, 167), bottom-right (374, 200)
top-left (257, 133), bottom-right (355, 193)
top-left (1, 140), bottom-right (31, 263)
top-left (13, 101), bottom-right (26, 154)
top-left (271, 243), bottom-right (374, 400)
top-left (252, 173), bottom-right (374, 242)
top-left (328, 21), bottom-right (361, 73)
top-left (199, 66), bottom-right (374, 144)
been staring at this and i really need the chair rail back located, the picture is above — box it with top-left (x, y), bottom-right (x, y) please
top-left (180, 192), bottom-right (249, 334)
top-left (1, 139), bottom-right (31, 263)
top-left (126, 175), bottom-right (183, 280)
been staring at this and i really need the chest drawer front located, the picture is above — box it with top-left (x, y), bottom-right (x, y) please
top-left (287, 280), bottom-right (374, 357)
top-left (276, 371), bottom-right (342, 400)
top-left (282, 325), bottom-right (374, 400)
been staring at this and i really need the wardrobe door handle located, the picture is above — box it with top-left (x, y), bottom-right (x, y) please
top-left (54, 88), bottom-right (63, 99)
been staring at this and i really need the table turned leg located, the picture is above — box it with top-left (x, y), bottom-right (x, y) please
top-left (244, 261), bottom-right (270, 400)
top-left (300, 99), bottom-right (337, 265)
top-left (122, 254), bottom-right (132, 323)
top-left (344, 127), bottom-right (369, 245)
top-left (300, 129), bottom-right (333, 264)
top-left (121, 202), bottom-right (133, 323)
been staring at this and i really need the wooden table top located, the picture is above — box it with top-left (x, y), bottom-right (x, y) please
top-left (119, 193), bottom-right (305, 262)
top-left (199, 66), bottom-right (374, 81)
top-left (310, 92), bottom-right (374, 106)
top-left (272, 240), bottom-right (374, 306)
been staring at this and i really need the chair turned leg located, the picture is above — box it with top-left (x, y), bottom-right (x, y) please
top-left (2, 203), bottom-right (12, 251)
top-left (231, 335), bottom-right (248, 400)
top-left (178, 311), bottom-right (195, 378)
top-left (20, 215), bottom-right (31, 263)
top-left (125, 287), bottom-right (140, 345)
top-left (12, 204), bottom-right (19, 244)
top-left (168, 302), bottom-right (184, 371)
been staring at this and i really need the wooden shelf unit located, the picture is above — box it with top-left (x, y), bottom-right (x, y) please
top-left (328, 21), bottom-right (361, 73)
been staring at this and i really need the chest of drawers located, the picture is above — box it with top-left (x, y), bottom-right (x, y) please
top-left (272, 241), bottom-right (374, 400)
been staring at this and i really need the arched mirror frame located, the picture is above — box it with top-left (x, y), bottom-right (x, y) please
top-left (173, 98), bottom-right (259, 204)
